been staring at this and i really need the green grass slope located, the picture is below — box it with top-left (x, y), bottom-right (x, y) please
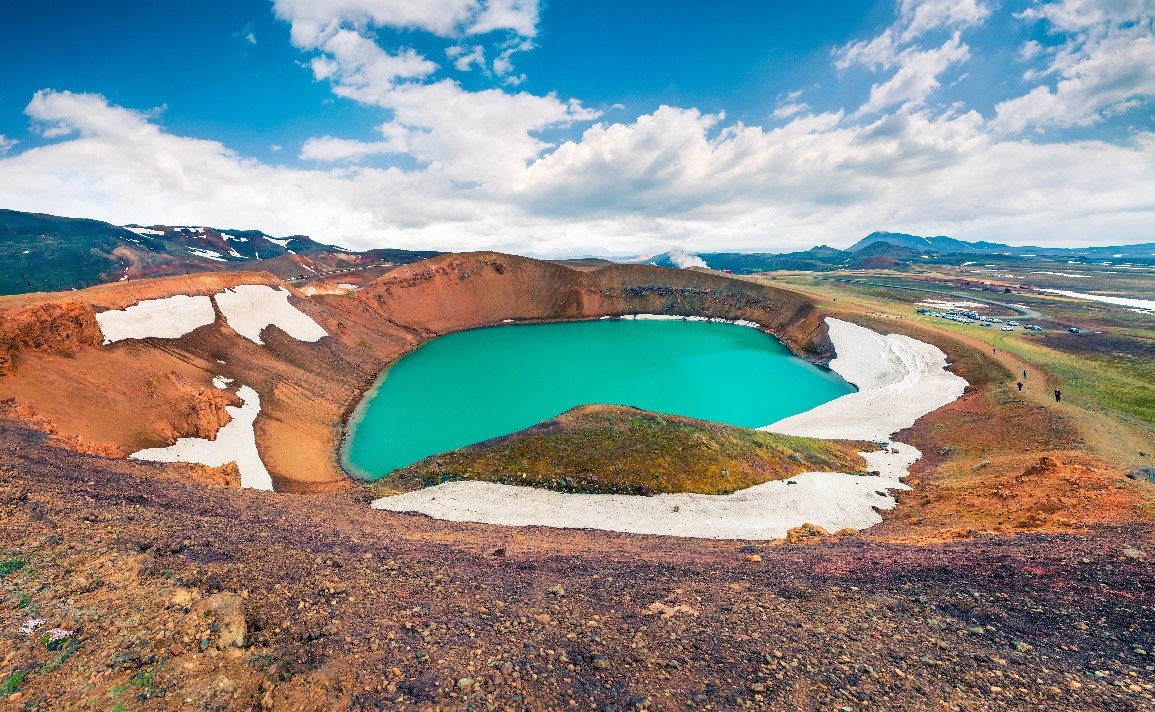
top-left (384, 404), bottom-right (870, 495)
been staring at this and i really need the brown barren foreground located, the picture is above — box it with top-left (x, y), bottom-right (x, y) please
top-left (0, 254), bottom-right (1153, 710)
top-left (0, 427), bottom-right (1153, 710)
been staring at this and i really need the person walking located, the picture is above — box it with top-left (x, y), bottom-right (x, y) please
top-left (1022, 370), bottom-right (1027, 380)
top-left (1017, 381), bottom-right (1023, 392)
top-left (1054, 389), bottom-right (1062, 402)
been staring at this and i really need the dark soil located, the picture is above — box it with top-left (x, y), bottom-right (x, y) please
top-left (1, 421), bottom-right (1152, 711)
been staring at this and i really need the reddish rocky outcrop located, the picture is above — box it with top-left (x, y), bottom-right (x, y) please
top-left (0, 302), bottom-right (103, 375)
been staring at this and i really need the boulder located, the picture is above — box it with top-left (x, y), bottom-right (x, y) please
top-left (193, 592), bottom-right (247, 649)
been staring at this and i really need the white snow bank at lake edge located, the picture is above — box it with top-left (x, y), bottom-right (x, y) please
top-left (762, 318), bottom-right (969, 442)
top-left (602, 313), bottom-right (760, 328)
top-left (95, 295), bottom-right (216, 344)
top-left (129, 384), bottom-right (273, 490)
top-left (374, 444), bottom-right (919, 539)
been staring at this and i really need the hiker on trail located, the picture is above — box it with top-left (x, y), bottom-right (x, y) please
top-left (1017, 381), bottom-right (1023, 392)
top-left (1054, 389), bottom-right (1062, 402)
top-left (1023, 370), bottom-right (1027, 379)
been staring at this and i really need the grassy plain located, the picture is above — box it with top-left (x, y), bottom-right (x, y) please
top-left (750, 260), bottom-right (1155, 537)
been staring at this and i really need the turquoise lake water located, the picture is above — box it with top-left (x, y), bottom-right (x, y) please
top-left (343, 319), bottom-right (854, 479)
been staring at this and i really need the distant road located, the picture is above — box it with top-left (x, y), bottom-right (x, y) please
top-left (285, 261), bottom-right (393, 282)
top-left (820, 277), bottom-right (1043, 320)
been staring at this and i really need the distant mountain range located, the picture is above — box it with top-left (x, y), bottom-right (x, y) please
top-left (638, 230), bottom-right (1155, 275)
top-left (0, 209), bottom-right (441, 295)
top-left (847, 232), bottom-right (1011, 254)
top-left (5, 208), bottom-right (1154, 295)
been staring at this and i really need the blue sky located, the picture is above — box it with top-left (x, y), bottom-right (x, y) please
top-left (1, 0), bottom-right (1153, 254)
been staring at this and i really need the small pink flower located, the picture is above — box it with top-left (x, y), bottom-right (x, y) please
top-left (19, 618), bottom-right (45, 636)
top-left (48, 628), bottom-right (72, 642)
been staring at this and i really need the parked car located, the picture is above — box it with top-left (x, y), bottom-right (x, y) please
top-left (1001, 326), bottom-right (1014, 331)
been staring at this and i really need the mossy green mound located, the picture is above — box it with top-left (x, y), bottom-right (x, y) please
top-left (383, 405), bottom-right (870, 495)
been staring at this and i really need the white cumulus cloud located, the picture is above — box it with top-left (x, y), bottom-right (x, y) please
top-left (2, 0), bottom-right (1155, 257)
top-left (996, 0), bottom-right (1155, 133)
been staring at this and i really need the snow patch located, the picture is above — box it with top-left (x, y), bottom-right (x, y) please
top-left (186, 246), bottom-right (227, 262)
top-left (608, 314), bottom-right (760, 328)
top-left (96, 295), bottom-right (216, 344)
top-left (124, 226), bottom-right (164, 236)
top-left (130, 385), bottom-right (273, 490)
top-left (375, 444), bottom-right (919, 539)
top-left (764, 319), bottom-right (968, 442)
top-left (1040, 289), bottom-right (1155, 311)
top-left (214, 285), bottom-right (328, 345)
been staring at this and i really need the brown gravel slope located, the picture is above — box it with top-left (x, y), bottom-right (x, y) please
top-left (0, 423), bottom-right (1153, 711)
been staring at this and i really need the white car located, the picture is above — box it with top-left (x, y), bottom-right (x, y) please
top-left (1001, 325), bottom-right (1014, 331)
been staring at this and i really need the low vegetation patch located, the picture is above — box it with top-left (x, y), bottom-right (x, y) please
top-left (385, 404), bottom-right (870, 495)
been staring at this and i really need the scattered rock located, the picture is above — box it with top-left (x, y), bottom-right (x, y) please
top-left (746, 554), bottom-right (763, 562)
top-left (645, 602), bottom-right (699, 619)
top-left (192, 592), bottom-right (246, 649)
top-left (786, 523), bottom-right (829, 543)
top-left (1122, 548), bottom-right (1145, 560)
top-left (457, 677), bottom-right (475, 690)
top-left (130, 553), bottom-right (156, 578)
top-left (549, 584), bottom-right (565, 597)
top-left (1012, 641), bottom-right (1034, 653)
top-left (169, 587), bottom-right (201, 611)
top-left (318, 581), bottom-right (348, 596)
top-left (592, 656), bottom-right (610, 670)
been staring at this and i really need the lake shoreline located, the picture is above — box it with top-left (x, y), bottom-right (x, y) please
top-left (372, 318), bottom-right (969, 539)
top-left (345, 316), bottom-right (851, 478)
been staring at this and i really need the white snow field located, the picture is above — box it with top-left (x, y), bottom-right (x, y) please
top-left (763, 318), bottom-right (969, 442)
top-left (129, 384), bottom-right (273, 491)
top-left (1040, 289), bottom-right (1155, 312)
top-left (95, 295), bottom-right (216, 344)
top-left (213, 285), bottom-right (328, 345)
